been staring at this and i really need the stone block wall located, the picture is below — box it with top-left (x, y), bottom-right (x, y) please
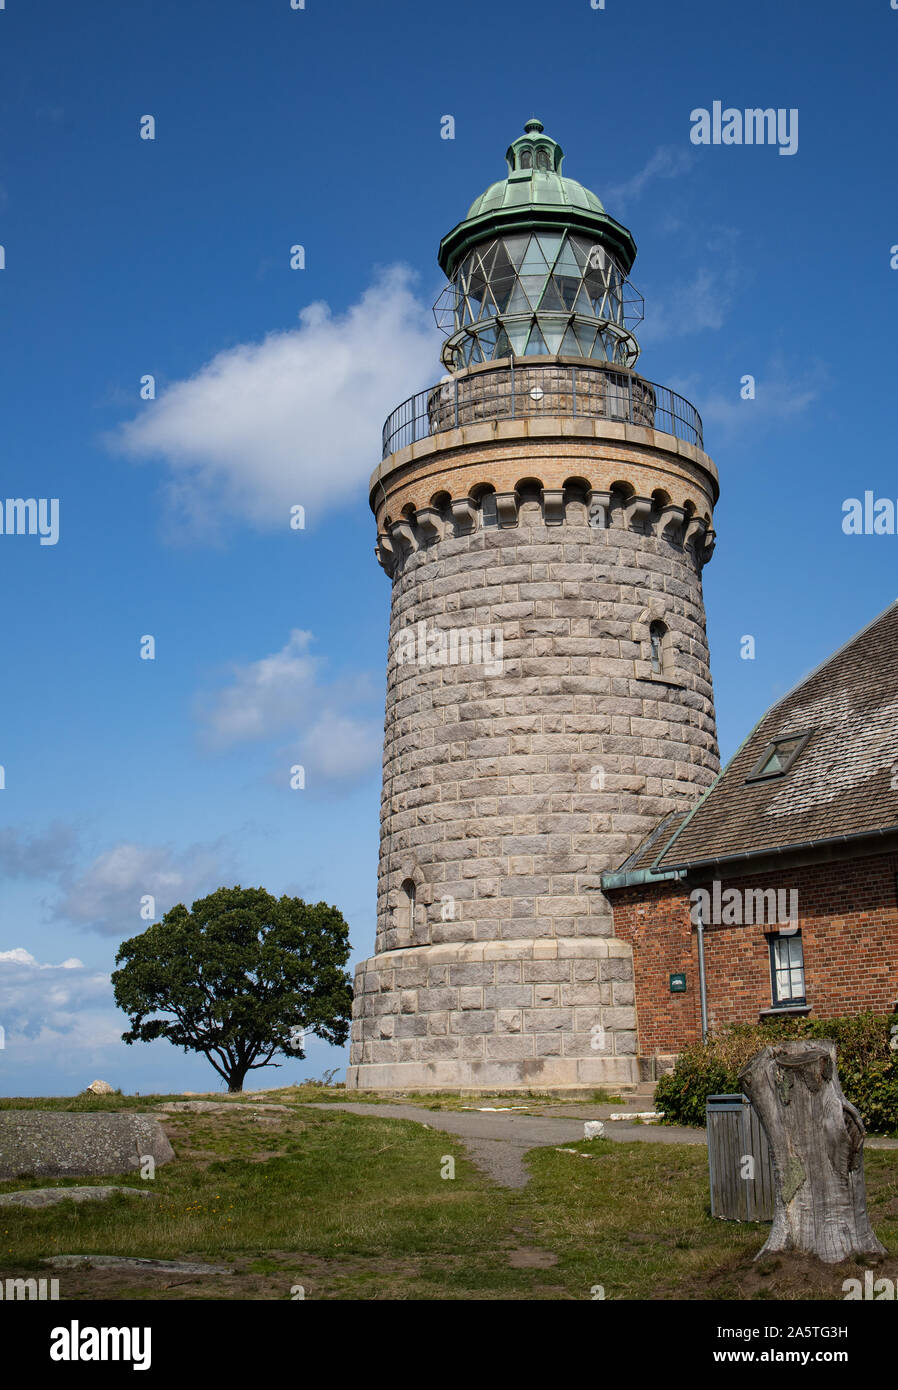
top-left (346, 938), bottom-right (641, 1090)
top-left (348, 419), bottom-right (721, 1090)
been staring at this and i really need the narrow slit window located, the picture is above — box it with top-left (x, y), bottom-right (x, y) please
top-left (649, 620), bottom-right (668, 675)
top-left (395, 879), bottom-right (416, 940)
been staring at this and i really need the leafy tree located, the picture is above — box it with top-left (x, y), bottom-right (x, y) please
top-left (112, 886), bottom-right (353, 1092)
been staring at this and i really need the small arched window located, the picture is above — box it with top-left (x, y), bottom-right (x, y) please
top-left (535, 147), bottom-right (550, 171)
top-left (519, 148), bottom-right (533, 169)
top-left (649, 620), bottom-right (669, 675)
top-left (395, 879), bottom-right (416, 941)
top-left (480, 493), bottom-right (498, 528)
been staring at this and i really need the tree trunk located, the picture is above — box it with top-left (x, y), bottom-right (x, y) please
top-left (739, 1039), bottom-right (886, 1264)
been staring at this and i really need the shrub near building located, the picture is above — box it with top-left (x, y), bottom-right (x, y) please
top-left (654, 1012), bottom-right (898, 1135)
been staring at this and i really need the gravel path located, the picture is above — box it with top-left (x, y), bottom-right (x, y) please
top-left (310, 1101), bottom-right (898, 1188)
top-left (309, 1101), bottom-right (704, 1188)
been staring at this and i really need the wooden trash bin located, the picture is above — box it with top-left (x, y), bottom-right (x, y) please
top-left (706, 1093), bottom-right (774, 1222)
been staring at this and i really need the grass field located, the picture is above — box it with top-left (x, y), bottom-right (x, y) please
top-left (0, 1084), bottom-right (622, 1112)
top-left (1, 1090), bottom-right (896, 1300)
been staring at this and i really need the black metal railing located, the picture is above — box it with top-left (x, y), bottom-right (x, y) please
top-left (382, 360), bottom-right (703, 458)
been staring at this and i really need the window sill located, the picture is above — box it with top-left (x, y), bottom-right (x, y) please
top-left (759, 1005), bottom-right (811, 1018)
top-left (643, 672), bottom-right (688, 690)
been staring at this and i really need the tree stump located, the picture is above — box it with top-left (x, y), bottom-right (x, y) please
top-left (739, 1039), bottom-right (886, 1264)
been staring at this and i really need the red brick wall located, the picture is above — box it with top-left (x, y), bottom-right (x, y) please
top-left (609, 852), bottom-right (898, 1055)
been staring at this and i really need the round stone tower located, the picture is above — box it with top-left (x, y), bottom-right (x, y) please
top-left (346, 119), bottom-right (721, 1092)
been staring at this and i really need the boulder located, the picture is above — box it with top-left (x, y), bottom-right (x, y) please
top-left (153, 1101), bottom-right (291, 1114)
top-left (0, 1186), bottom-right (161, 1208)
top-left (0, 1112), bottom-right (174, 1179)
top-left (44, 1255), bottom-right (231, 1275)
top-left (85, 1080), bottom-right (115, 1095)
top-left (583, 1120), bottom-right (605, 1140)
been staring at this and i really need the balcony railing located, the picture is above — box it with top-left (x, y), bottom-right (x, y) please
top-left (382, 360), bottom-right (703, 458)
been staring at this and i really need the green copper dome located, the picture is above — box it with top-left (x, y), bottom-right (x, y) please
top-left (434, 119), bottom-right (643, 373)
top-left (464, 118), bottom-right (606, 221)
top-left (465, 173), bottom-right (605, 219)
top-left (438, 117), bottom-right (636, 279)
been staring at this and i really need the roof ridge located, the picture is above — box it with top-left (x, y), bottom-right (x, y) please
top-left (653, 597), bottom-right (898, 871)
top-left (753, 596), bottom-right (898, 724)
top-left (615, 808), bottom-right (688, 873)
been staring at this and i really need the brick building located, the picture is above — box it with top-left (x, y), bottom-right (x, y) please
top-left (603, 601), bottom-right (898, 1067)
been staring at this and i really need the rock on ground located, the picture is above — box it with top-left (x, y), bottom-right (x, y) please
top-left (153, 1101), bottom-right (291, 1114)
top-left (0, 1186), bottom-right (161, 1208)
top-left (43, 1256), bottom-right (231, 1275)
top-left (85, 1080), bottom-right (115, 1095)
top-left (0, 1112), bottom-right (174, 1180)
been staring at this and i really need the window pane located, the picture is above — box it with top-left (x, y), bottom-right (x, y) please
top-left (772, 935), bottom-right (804, 1002)
top-left (759, 737), bottom-right (802, 776)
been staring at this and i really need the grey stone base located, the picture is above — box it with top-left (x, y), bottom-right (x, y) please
top-left (347, 936), bottom-right (640, 1092)
top-left (346, 1055), bottom-right (641, 1092)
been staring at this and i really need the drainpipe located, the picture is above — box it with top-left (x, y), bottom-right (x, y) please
top-left (695, 893), bottom-right (709, 1043)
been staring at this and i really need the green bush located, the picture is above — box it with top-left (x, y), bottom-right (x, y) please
top-left (655, 1011), bottom-right (898, 1135)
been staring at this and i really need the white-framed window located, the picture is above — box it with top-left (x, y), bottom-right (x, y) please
top-left (769, 931), bottom-right (806, 1007)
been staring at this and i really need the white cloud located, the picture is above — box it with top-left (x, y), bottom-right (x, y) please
top-left (0, 824), bottom-right (78, 880)
top-left (196, 629), bottom-right (381, 786)
top-left (55, 839), bottom-right (232, 937)
top-left (640, 267), bottom-right (734, 343)
top-left (300, 709), bottom-right (382, 783)
top-left (0, 824), bottom-right (235, 938)
top-left (197, 629), bottom-right (321, 747)
top-left (0, 948), bottom-right (83, 968)
top-left (0, 950), bottom-right (113, 1056)
top-left (699, 362), bottom-right (824, 431)
top-left (603, 145), bottom-right (694, 211)
top-left (109, 266), bottom-right (440, 538)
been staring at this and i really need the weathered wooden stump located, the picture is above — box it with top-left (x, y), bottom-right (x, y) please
top-left (739, 1039), bottom-right (886, 1264)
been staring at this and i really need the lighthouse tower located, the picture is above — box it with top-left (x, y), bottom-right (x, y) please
top-left (347, 120), bottom-right (721, 1091)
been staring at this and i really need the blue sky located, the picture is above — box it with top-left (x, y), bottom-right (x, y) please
top-left (1, 0), bottom-right (896, 1094)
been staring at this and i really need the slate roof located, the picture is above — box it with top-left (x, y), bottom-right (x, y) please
top-left (606, 810), bottom-right (689, 880)
top-left (649, 600), bottom-right (898, 869)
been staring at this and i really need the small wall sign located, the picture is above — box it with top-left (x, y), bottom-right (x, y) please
top-left (669, 972), bottom-right (687, 993)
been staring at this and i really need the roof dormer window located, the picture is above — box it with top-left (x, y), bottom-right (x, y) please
top-left (745, 730), bottom-right (813, 783)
